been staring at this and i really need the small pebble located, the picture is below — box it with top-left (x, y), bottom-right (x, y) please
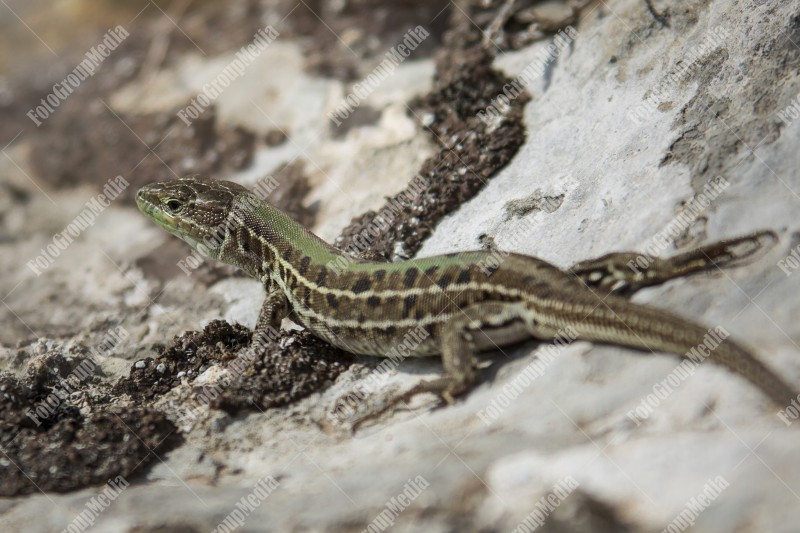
top-left (156, 363), bottom-right (166, 374)
top-left (279, 337), bottom-right (296, 349)
top-left (134, 360), bottom-right (146, 369)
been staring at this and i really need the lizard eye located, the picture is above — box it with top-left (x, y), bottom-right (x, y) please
top-left (164, 198), bottom-right (183, 214)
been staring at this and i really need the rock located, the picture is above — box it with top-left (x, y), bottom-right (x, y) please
top-left (2, 0), bottom-right (799, 531)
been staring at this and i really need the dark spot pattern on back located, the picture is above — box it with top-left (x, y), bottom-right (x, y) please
top-left (250, 231), bottom-right (266, 259)
top-left (373, 269), bottom-right (386, 282)
top-left (367, 295), bottom-right (381, 307)
top-left (237, 227), bottom-right (263, 261)
top-left (299, 256), bottom-right (311, 275)
top-left (425, 266), bottom-right (439, 277)
top-left (352, 276), bottom-right (371, 294)
top-left (403, 295), bottom-right (417, 316)
top-left (456, 269), bottom-right (471, 284)
top-left (326, 294), bottom-right (339, 309)
top-left (436, 274), bottom-right (453, 290)
top-left (533, 281), bottom-right (551, 298)
top-left (239, 230), bottom-right (251, 254)
top-left (404, 268), bottom-right (419, 289)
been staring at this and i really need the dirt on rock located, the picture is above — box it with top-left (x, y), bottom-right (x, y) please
top-left (113, 320), bottom-right (351, 414)
top-left (0, 0), bottom-right (578, 497)
top-left (0, 352), bottom-right (180, 497)
top-left (335, 2), bottom-right (529, 261)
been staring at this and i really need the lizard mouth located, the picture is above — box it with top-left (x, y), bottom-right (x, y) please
top-left (135, 187), bottom-right (176, 232)
top-left (135, 186), bottom-right (213, 256)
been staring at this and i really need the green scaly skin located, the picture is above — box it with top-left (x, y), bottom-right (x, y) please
top-left (135, 175), bottom-right (799, 410)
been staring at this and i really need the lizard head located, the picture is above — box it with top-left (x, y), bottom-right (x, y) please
top-left (136, 175), bottom-right (249, 259)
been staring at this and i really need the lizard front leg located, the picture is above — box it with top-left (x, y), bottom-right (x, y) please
top-left (569, 230), bottom-right (777, 297)
top-left (253, 288), bottom-right (290, 343)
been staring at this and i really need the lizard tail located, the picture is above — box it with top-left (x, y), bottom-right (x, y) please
top-left (551, 295), bottom-right (799, 410)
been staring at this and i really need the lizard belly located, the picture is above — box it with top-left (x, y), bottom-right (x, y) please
top-left (291, 309), bottom-right (440, 357)
top-left (292, 300), bottom-right (531, 357)
top-left (469, 321), bottom-right (531, 351)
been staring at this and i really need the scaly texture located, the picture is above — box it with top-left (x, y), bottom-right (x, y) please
top-left (136, 176), bottom-right (799, 410)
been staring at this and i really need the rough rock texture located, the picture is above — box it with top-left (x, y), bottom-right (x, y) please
top-left (2, 0), bottom-right (800, 532)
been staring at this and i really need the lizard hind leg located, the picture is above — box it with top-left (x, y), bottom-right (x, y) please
top-left (569, 230), bottom-right (777, 297)
top-left (435, 301), bottom-right (532, 402)
top-left (346, 302), bottom-right (530, 429)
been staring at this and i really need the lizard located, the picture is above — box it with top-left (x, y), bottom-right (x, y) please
top-left (135, 175), bottom-right (799, 416)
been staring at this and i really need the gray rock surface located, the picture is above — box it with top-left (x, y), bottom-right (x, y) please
top-left (2, 0), bottom-right (800, 532)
